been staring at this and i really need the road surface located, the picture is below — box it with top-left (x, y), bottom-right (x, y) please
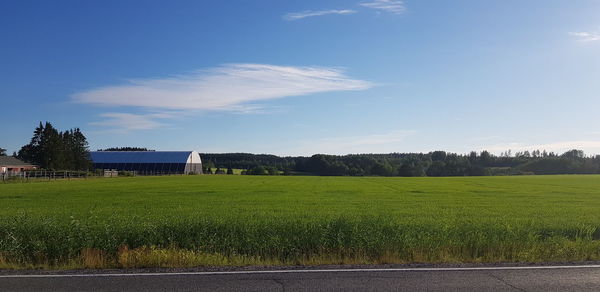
top-left (2, 265), bottom-right (600, 291)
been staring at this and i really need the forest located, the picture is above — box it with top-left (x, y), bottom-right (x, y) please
top-left (201, 149), bottom-right (600, 176)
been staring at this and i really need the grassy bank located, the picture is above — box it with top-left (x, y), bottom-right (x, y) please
top-left (1, 175), bottom-right (600, 269)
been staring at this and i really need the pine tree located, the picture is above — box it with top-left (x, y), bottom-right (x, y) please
top-left (71, 128), bottom-right (91, 170)
top-left (40, 122), bottom-right (64, 170)
top-left (17, 122), bottom-right (44, 164)
top-left (17, 122), bottom-right (91, 170)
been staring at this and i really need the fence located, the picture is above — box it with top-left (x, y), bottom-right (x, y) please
top-left (1, 170), bottom-right (90, 182)
top-left (1, 169), bottom-right (199, 182)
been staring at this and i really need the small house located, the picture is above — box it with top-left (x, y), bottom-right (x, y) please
top-left (0, 156), bottom-right (37, 173)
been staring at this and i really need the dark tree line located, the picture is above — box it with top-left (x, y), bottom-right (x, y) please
top-left (201, 150), bottom-right (600, 176)
top-left (17, 122), bottom-right (92, 170)
top-left (200, 153), bottom-right (297, 171)
top-left (0, 148), bottom-right (6, 156)
top-left (97, 147), bottom-right (154, 151)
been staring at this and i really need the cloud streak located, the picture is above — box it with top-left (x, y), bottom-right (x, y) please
top-left (89, 112), bottom-right (173, 132)
top-left (77, 64), bottom-right (372, 132)
top-left (360, 0), bottom-right (406, 14)
top-left (74, 64), bottom-right (373, 111)
top-left (283, 9), bottom-right (356, 21)
top-left (570, 31), bottom-right (600, 42)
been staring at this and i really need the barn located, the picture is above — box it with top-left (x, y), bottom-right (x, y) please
top-left (90, 151), bottom-right (202, 175)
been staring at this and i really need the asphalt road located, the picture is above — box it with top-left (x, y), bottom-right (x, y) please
top-left (2, 266), bottom-right (600, 291)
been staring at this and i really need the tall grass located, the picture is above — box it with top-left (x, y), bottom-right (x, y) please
top-left (1, 175), bottom-right (600, 268)
top-left (1, 214), bottom-right (600, 268)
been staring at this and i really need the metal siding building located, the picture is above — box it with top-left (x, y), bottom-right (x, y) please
top-left (90, 151), bottom-right (202, 174)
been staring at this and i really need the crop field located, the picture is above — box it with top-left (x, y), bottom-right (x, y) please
top-left (1, 175), bottom-right (600, 269)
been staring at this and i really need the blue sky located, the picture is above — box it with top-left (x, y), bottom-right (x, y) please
top-left (1, 0), bottom-right (599, 156)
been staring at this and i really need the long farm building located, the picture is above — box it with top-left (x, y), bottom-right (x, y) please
top-left (90, 151), bottom-right (202, 175)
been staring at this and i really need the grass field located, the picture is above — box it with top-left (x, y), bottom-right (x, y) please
top-left (1, 175), bottom-right (600, 269)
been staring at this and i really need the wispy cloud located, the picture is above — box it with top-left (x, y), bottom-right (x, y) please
top-left (76, 64), bottom-right (373, 132)
top-left (283, 9), bottom-right (356, 21)
top-left (74, 64), bottom-right (373, 111)
top-left (89, 112), bottom-right (174, 133)
top-left (287, 130), bottom-right (416, 155)
top-left (570, 31), bottom-right (600, 42)
top-left (360, 0), bottom-right (406, 14)
top-left (480, 140), bottom-right (600, 155)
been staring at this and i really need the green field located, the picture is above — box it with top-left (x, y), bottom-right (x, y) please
top-left (1, 175), bottom-right (600, 269)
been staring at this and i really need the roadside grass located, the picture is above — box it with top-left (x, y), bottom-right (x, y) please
top-left (1, 175), bottom-right (600, 269)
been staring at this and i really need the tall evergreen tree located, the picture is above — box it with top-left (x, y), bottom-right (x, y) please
top-left (17, 122), bottom-right (91, 170)
top-left (17, 122), bottom-right (44, 164)
top-left (40, 122), bottom-right (64, 170)
top-left (71, 128), bottom-right (92, 170)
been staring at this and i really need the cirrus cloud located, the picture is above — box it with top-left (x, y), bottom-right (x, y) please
top-left (570, 31), bottom-right (600, 42)
top-left (89, 112), bottom-right (171, 133)
top-left (360, 0), bottom-right (406, 14)
top-left (283, 9), bottom-right (356, 21)
top-left (74, 64), bottom-right (373, 111)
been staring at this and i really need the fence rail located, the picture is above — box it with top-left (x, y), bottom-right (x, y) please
top-left (1, 170), bottom-right (196, 182)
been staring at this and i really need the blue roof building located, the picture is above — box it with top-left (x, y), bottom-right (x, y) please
top-left (90, 151), bottom-right (202, 175)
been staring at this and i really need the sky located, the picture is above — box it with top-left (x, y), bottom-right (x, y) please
top-left (1, 0), bottom-right (599, 156)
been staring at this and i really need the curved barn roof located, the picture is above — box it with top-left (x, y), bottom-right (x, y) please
top-left (90, 151), bottom-right (199, 164)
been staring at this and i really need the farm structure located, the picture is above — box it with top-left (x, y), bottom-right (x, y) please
top-left (90, 151), bottom-right (202, 175)
top-left (0, 156), bottom-right (37, 173)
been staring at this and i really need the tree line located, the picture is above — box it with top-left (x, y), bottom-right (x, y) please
top-left (97, 147), bottom-right (154, 151)
top-left (201, 149), bottom-right (600, 176)
top-left (6, 123), bottom-right (600, 176)
top-left (14, 122), bottom-right (92, 170)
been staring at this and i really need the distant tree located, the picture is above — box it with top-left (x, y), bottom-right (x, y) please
top-left (371, 161), bottom-right (395, 176)
top-left (226, 167), bottom-right (234, 175)
top-left (426, 161), bottom-right (446, 176)
top-left (398, 157), bottom-right (426, 177)
top-left (468, 151), bottom-right (478, 164)
top-left (70, 128), bottom-right (92, 170)
top-left (17, 122), bottom-right (44, 164)
top-left (247, 166), bottom-right (267, 175)
top-left (17, 122), bottom-right (91, 170)
top-left (0, 148), bottom-right (6, 156)
top-left (430, 151), bottom-right (447, 162)
top-left (98, 147), bottom-right (153, 151)
top-left (36, 122), bottom-right (63, 169)
top-left (480, 151), bottom-right (492, 166)
top-left (562, 149), bottom-right (585, 160)
top-left (265, 166), bottom-right (278, 175)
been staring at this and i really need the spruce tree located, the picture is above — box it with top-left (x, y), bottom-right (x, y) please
top-left (17, 122), bottom-right (92, 170)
